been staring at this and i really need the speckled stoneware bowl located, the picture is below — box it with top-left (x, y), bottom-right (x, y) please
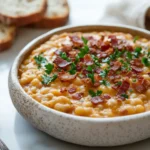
top-left (8, 25), bottom-right (150, 147)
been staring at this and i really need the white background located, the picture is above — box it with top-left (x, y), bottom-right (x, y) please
top-left (0, 0), bottom-right (150, 149)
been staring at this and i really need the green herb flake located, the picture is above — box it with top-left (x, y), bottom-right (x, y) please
top-left (115, 81), bottom-right (122, 86)
top-left (69, 63), bottom-right (76, 75)
top-left (91, 55), bottom-right (101, 66)
top-left (129, 89), bottom-right (133, 93)
top-left (87, 73), bottom-right (95, 83)
top-left (142, 57), bottom-right (150, 67)
top-left (132, 79), bottom-right (137, 82)
top-left (87, 65), bottom-right (93, 72)
top-left (34, 55), bottom-right (47, 68)
top-left (133, 36), bottom-right (139, 43)
top-left (126, 51), bottom-right (132, 60)
top-left (133, 47), bottom-right (142, 58)
top-left (89, 90), bottom-right (102, 97)
top-left (78, 46), bottom-right (89, 58)
top-left (42, 74), bottom-right (57, 85)
top-left (102, 57), bottom-right (110, 64)
top-left (99, 69), bottom-right (109, 78)
top-left (60, 52), bottom-right (70, 61)
top-left (100, 80), bottom-right (110, 86)
top-left (81, 36), bottom-right (88, 45)
top-left (120, 59), bottom-right (131, 71)
top-left (45, 63), bottom-right (54, 74)
top-left (121, 93), bottom-right (129, 99)
top-left (148, 51), bottom-right (150, 57)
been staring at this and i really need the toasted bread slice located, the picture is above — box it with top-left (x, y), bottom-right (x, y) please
top-left (0, 23), bottom-right (16, 51)
top-left (0, 0), bottom-right (47, 27)
top-left (32, 0), bottom-right (69, 28)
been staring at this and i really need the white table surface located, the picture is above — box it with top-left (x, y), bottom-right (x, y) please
top-left (0, 0), bottom-right (150, 149)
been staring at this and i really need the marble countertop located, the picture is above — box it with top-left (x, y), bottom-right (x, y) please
top-left (0, 0), bottom-right (150, 149)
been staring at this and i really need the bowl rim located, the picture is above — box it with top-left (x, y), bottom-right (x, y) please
top-left (10, 24), bottom-right (150, 123)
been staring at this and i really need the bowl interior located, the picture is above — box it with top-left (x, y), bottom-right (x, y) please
top-left (11, 24), bottom-right (150, 122)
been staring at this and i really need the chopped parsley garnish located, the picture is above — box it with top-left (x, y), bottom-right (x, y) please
top-left (81, 36), bottom-right (88, 45)
top-left (100, 80), bottom-right (110, 86)
top-left (102, 49), bottom-right (125, 64)
top-left (89, 90), bottom-right (102, 97)
top-left (120, 59), bottom-right (131, 71)
top-left (115, 81), bottom-right (122, 86)
top-left (121, 93), bottom-right (129, 99)
top-left (87, 65), bottom-right (94, 72)
top-left (78, 46), bottom-right (89, 58)
top-left (45, 63), bottom-right (54, 74)
top-left (76, 36), bottom-right (89, 60)
top-left (148, 51), bottom-right (150, 57)
top-left (42, 74), bottom-right (57, 85)
top-left (60, 52), bottom-right (70, 61)
top-left (34, 55), bottom-right (47, 68)
top-left (110, 49), bottom-right (125, 60)
top-left (133, 36), bottom-right (139, 43)
top-left (133, 47), bottom-right (142, 58)
top-left (87, 72), bottom-right (95, 83)
top-left (126, 51), bottom-right (132, 60)
top-left (132, 79), bottom-right (137, 82)
top-left (69, 63), bottom-right (76, 74)
top-left (91, 55), bottom-right (101, 66)
top-left (102, 57), bottom-right (110, 64)
top-left (99, 69), bottom-right (109, 78)
top-left (142, 57), bottom-right (150, 67)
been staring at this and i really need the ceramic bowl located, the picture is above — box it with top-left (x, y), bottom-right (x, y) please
top-left (8, 25), bottom-right (150, 147)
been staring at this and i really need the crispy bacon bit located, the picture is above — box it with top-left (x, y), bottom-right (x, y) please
top-left (54, 49), bottom-right (62, 55)
top-left (89, 47), bottom-right (97, 54)
top-left (53, 57), bottom-right (71, 68)
top-left (93, 74), bottom-right (101, 87)
top-left (69, 35), bottom-right (83, 47)
top-left (101, 41), bottom-right (111, 51)
top-left (132, 78), bottom-right (150, 93)
top-left (130, 59), bottom-right (143, 73)
top-left (108, 70), bottom-right (121, 82)
top-left (83, 54), bottom-right (94, 65)
top-left (116, 95), bottom-right (126, 101)
top-left (148, 72), bottom-right (150, 76)
top-left (131, 59), bottom-right (143, 67)
top-left (126, 45), bottom-right (133, 51)
top-left (88, 38), bottom-right (102, 48)
top-left (68, 87), bottom-right (77, 94)
top-left (72, 93), bottom-right (83, 100)
top-left (95, 68), bottom-right (101, 74)
top-left (108, 35), bottom-right (118, 46)
top-left (101, 94), bottom-right (111, 100)
top-left (76, 62), bottom-right (83, 71)
top-left (97, 48), bottom-right (113, 59)
top-left (68, 50), bottom-right (79, 60)
top-left (58, 72), bottom-right (77, 82)
top-left (60, 87), bottom-right (67, 93)
top-left (61, 43), bottom-right (73, 52)
top-left (131, 65), bottom-right (143, 73)
top-left (110, 61), bottom-right (121, 71)
top-left (91, 96), bottom-right (103, 105)
top-left (97, 52), bottom-right (108, 59)
top-left (82, 68), bottom-right (89, 75)
top-left (117, 80), bottom-right (130, 95)
top-left (81, 78), bottom-right (91, 84)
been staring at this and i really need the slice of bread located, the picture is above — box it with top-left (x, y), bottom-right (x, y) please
top-left (0, 23), bottom-right (16, 51)
top-left (0, 0), bottom-right (47, 26)
top-left (32, 0), bottom-right (69, 28)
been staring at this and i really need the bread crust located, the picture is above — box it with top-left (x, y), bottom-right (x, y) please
top-left (32, 0), bottom-right (69, 28)
top-left (0, 0), bottom-right (47, 27)
top-left (0, 26), bottom-right (16, 51)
